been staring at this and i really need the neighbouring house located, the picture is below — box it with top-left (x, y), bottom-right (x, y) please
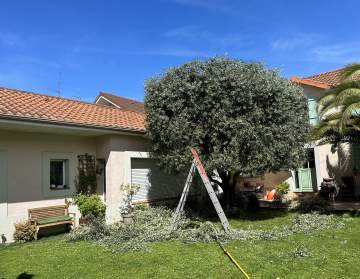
top-left (290, 69), bottom-right (360, 195)
top-left (94, 91), bottom-right (145, 113)
top-left (238, 68), bottom-right (360, 197)
top-left (0, 87), bottom-right (188, 242)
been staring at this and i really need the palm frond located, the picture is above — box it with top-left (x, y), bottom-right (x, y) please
top-left (335, 88), bottom-right (360, 106)
top-left (311, 120), bottom-right (340, 140)
top-left (317, 92), bottom-right (336, 114)
top-left (318, 102), bottom-right (342, 120)
top-left (321, 111), bottom-right (342, 121)
top-left (341, 63), bottom-right (360, 82)
top-left (331, 80), bottom-right (360, 93)
top-left (340, 101), bottom-right (360, 133)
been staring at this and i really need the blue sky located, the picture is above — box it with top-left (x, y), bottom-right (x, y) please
top-left (0, 0), bottom-right (359, 102)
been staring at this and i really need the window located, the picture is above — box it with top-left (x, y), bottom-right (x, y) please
top-left (301, 149), bottom-right (315, 169)
top-left (50, 159), bottom-right (68, 190)
top-left (43, 152), bottom-right (75, 198)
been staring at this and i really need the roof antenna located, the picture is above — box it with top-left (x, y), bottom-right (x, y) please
top-left (57, 72), bottom-right (62, 97)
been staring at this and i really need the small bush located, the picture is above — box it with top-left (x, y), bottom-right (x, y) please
top-left (13, 221), bottom-right (36, 242)
top-left (275, 182), bottom-right (290, 195)
top-left (74, 194), bottom-right (106, 218)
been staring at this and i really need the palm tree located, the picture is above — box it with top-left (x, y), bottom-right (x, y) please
top-left (312, 63), bottom-right (360, 140)
top-left (341, 63), bottom-right (360, 81)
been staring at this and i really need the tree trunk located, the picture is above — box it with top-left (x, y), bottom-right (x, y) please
top-left (219, 171), bottom-right (231, 210)
top-left (218, 170), bottom-right (239, 210)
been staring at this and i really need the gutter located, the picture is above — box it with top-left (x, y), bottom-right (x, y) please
top-left (0, 115), bottom-right (147, 137)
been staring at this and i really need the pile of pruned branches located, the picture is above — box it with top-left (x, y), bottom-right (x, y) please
top-left (67, 206), bottom-right (346, 253)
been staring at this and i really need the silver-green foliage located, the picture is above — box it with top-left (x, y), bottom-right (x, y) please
top-left (144, 57), bottom-right (310, 176)
top-left (67, 207), bottom-right (345, 253)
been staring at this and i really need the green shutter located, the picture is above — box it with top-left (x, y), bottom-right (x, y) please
top-left (297, 168), bottom-right (314, 192)
top-left (308, 99), bottom-right (318, 125)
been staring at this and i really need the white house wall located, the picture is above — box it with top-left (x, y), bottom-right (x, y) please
top-left (0, 130), bottom-right (97, 242)
top-left (316, 142), bottom-right (353, 184)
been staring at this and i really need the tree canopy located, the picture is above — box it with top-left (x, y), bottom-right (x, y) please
top-left (144, 57), bottom-right (309, 196)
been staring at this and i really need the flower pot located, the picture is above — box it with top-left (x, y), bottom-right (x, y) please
top-left (122, 214), bottom-right (134, 224)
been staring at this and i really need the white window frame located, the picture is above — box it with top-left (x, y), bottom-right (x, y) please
top-left (42, 152), bottom-right (76, 198)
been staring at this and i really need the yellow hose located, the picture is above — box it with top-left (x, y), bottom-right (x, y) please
top-left (215, 238), bottom-right (251, 279)
top-left (212, 226), bottom-right (251, 279)
top-left (222, 246), bottom-right (251, 279)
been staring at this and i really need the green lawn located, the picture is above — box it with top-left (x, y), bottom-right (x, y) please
top-left (1, 211), bottom-right (360, 279)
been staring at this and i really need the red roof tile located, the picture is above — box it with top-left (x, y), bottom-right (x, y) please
top-left (95, 92), bottom-right (145, 113)
top-left (290, 68), bottom-right (360, 89)
top-left (0, 87), bottom-right (145, 133)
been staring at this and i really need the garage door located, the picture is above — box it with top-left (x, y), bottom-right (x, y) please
top-left (131, 158), bottom-right (195, 202)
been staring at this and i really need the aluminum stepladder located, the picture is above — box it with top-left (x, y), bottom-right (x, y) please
top-left (170, 148), bottom-right (230, 233)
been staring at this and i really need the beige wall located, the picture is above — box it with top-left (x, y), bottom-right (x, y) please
top-left (0, 130), bottom-right (97, 242)
top-left (316, 142), bottom-right (353, 184)
top-left (96, 134), bottom-right (149, 223)
top-left (0, 128), bottom-right (151, 242)
top-left (0, 129), bottom-right (153, 240)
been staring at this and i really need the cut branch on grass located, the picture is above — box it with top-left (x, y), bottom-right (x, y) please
top-left (67, 207), bottom-right (346, 253)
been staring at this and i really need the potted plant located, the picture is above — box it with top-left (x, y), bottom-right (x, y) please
top-left (119, 183), bottom-right (140, 224)
top-left (275, 181), bottom-right (290, 203)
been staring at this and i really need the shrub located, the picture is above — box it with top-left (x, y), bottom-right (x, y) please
top-left (73, 194), bottom-right (106, 218)
top-left (275, 181), bottom-right (290, 195)
top-left (13, 221), bottom-right (36, 242)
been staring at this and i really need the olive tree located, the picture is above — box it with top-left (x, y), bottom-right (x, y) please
top-left (144, 57), bottom-right (309, 204)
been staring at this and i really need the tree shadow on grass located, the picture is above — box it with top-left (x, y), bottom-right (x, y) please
top-left (16, 273), bottom-right (35, 279)
top-left (235, 209), bottom-right (288, 221)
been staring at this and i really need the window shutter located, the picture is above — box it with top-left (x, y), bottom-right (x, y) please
top-left (308, 99), bottom-right (318, 125)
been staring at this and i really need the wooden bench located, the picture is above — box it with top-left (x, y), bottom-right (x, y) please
top-left (28, 205), bottom-right (75, 239)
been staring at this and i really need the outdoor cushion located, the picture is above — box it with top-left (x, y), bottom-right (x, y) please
top-left (36, 215), bottom-right (72, 225)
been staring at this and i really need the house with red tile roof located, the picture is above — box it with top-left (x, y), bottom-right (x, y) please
top-left (290, 68), bottom-right (345, 89)
top-left (288, 68), bottom-right (359, 195)
top-left (0, 87), bottom-right (186, 242)
top-left (95, 91), bottom-right (145, 113)
top-left (241, 68), bottom-right (360, 197)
